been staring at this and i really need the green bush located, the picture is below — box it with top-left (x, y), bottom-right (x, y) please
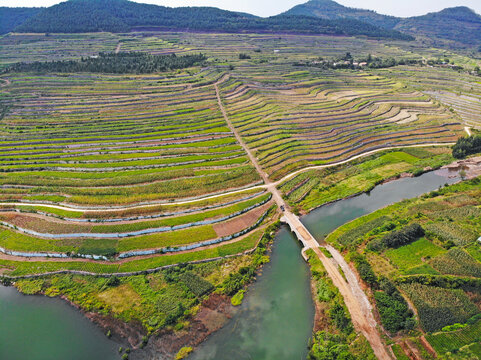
top-left (375, 278), bottom-right (415, 333)
top-left (452, 135), bottom-right (481, 159)
top-left (351, 254), bottom-right (377, 286)
top-left (308, 331), bottom-right (355, 360)
top-left (368, 223), bottom-right (425, 251)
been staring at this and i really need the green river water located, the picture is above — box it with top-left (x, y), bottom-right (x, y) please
top-left (0, 169), bottom-right (458, 360)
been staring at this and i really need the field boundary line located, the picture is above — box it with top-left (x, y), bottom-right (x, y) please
top-left (0, 143), bottom-right (455, 212)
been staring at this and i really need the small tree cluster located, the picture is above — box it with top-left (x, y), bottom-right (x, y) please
top-left (452, 134), bottom-right (481, 159)
top-left (368, 223), bottom-right (425, 251)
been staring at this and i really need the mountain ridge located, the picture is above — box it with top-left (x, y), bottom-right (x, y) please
top-left (284, 0), bottom-right (481, 46)
top-left (284, 0), bottom-right (400, 29)
top-left (394, 6), bottom-right (481, 45)
top-left (3, 0), bottom-right (481, 45)
top-left (1, 0), bottom-right (412, 40)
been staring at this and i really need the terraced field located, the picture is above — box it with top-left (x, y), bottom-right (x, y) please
top-left (219, 69), bottom-right (462, 179)
top-left (0, 65), bottom-right (283, 273)
top-left (376, 66), bottom-right (481, 129)
top-left (0, 31), bottom-right (471, 278)
top-left (0, 32), bottom-right (187, 67)
top-left (324, 179), bottom-right (481, 358)
top-left (2, 29), bottom-right (481, 360)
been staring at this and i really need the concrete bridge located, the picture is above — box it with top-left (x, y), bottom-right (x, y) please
top-left (280, 213), bottom-right (316, 261)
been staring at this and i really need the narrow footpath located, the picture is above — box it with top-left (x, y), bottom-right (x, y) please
top-left (214, 82), bottom-right (392, 359)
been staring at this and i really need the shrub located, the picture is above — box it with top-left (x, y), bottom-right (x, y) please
top-left (329, 302), bottom-right (352, 333)
top-left (308, 331), bottom-right (355, 360)
top-left (106, 276), bottom-right (120, 287)
top-left (175, 347), bottom-right (193, 360)
top-left (452, 134), bottom-right (481, 159)
top-left (351, 254), bottom-right (377, 286)
top-left (374, 291), bottom-right (414, 333)
top-left (375, 277), bottom-right (414, 333)
top-left (231, 290), bottom-right (245, 306)
top-left (368, 223), bottom-right (425, 251)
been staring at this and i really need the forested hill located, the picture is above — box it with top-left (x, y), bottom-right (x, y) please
top-left (4, 0), bottom-right (412, 40)
top-left (284, 0), bottom-right (481, 46)
top-left (394, 7), bottom-right (481, 45)
top-left (0, 7), bottom-right (42, 34)
top-left (284, 0), bottom-right (400, 30)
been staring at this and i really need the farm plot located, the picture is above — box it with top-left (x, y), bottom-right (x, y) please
top-left (324, 178), bottom-right (481, 353)
top-left (0, 53), bottom-right (285, 274)
top-left (400, 283), bottom-right (478, 332)
top-left (376, 66), bottom-right (481, 128)
top-left (0, 70), bottom-right (261, 205)
top-left (0, 33), bottom-right (121, 66)
top-left (218, 68), bottom-right (462, 180)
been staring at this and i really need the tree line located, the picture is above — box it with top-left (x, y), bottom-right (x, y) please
top-left (3, 52), bottom-right (207, 74)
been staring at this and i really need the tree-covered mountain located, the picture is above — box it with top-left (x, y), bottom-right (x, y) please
top-left (394, 7), bottom-right (481, 46)
top-left (283, 0), bottom-right (400, 29)
top-left (0, 7), bottom-right (42, 34)
top-left (4, 0), bottom-right (411, 40)
top-left (284, 0), bottom-right (481, 46)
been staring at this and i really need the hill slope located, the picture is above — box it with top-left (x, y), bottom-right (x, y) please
top-left (283, 0), bottom-right (400, 29)
top-left (284, 0), bottom-right (481, 46)
top-left (0, 7), bottom-right (42, 34)
top-left (8, 0), bottom-right (411, 40)
top-left (395, 7), bottom-right (481, 45)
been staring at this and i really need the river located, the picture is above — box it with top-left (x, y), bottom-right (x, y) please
top-left (0, 169), bottom-right (459, 360)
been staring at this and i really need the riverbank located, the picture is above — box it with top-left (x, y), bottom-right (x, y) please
top-left (188, 226), bottom-right (314, 360)
top-left (1, 221), bottom-right (281, 360)
top-left (281, 147), bottom-right (455, 214)
top-left (305, 249), bottom-right (376, 359)
top-left (322, 177), bottom-right (481, 359)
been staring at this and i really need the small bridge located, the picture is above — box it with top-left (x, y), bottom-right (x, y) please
top-left (280, 212), bottom-right (321, 261)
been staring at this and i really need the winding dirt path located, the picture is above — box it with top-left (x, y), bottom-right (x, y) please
top-left (465, 126), bottom-right (472, 136)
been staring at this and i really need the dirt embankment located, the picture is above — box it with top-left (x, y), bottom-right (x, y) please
top-left (131, 294), bottom-right (235, 360)
top-left (57, 291), bottom-right (235, 360)
top-left (441, 156), bottom-right (481, 179)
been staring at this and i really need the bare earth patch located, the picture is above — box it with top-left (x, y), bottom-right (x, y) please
top-left (213, 201), bottom-right (272, 237)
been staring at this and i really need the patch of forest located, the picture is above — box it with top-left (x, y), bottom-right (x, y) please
top-left (3, 52), bottom-right (207, 74)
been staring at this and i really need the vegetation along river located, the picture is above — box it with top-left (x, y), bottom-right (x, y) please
top-left (190, 169), bottom-right (459, 360)
top-left (0, 169), bottom-right (459, 360)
